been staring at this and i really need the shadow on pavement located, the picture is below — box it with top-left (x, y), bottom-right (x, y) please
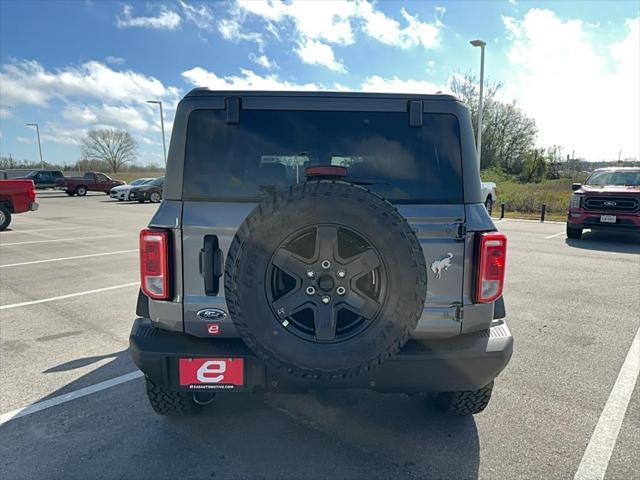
top-left (565, 230), bottom-right (640, 254)
top-left (1, 349), bottom-right (481, 480)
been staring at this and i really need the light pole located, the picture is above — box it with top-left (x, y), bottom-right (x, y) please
top-left (26, 123), bottom-right (44, 168)
top-left (470, 39), bottom-right (486, 166)
top-left (147, 100), bottom-right (167, 165)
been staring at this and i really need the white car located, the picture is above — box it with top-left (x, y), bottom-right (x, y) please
top-left (110, 178), bottom-right (155, 201)
top-left (481, 181), bottom-right (497, 215)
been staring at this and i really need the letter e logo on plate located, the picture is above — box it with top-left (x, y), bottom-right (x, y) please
top-left (207, 324), bottom-right (220, 335)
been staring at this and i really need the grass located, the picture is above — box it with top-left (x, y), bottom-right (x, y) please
top-left (482, 169), bottom-right (586, 220)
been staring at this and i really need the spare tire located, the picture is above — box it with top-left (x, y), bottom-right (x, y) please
top-left (224, 181), bottom-right (427, 381)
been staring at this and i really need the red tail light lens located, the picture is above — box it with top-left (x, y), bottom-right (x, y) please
top-left (28, 181), bottom-right (36, 202)
top-left (140, 229), bottom-right (170, 300)
top-left (475, 232), bottom-right (507, 303)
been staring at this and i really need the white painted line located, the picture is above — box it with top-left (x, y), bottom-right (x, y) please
top-left (0, 226), bottom-right (85, 234)
top-left (0, 282), bottom-right (139, 310)
top-left (544, 231), bottom-right (566, 239)
top-left (0, 249), bottom-right (137, 268)
top-left (1, 234), bottom-right (127, 246)
top-left (574, 327), bottom-right (640, 480)
top-left (494, 218), bottom-right (508, 223)
top-left (0, 370), bottom-right (143, 425)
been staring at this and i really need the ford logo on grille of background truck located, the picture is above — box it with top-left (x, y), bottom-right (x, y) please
top-left (604, 201), bottom-right (617, 207)
top-left (197, 308), bottom-right (227, 321)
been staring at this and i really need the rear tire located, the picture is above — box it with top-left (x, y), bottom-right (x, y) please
top-left (150, 191), bottom-right (161, 203)
top-left (0, 205), bottom-right (11, 231)
top-left (144, 377), bottom-right (202, 416)
top-left (431, 381), bottom-right (494, 416)
top-left (566, 224), bottom-right (583, 239)
top-left (76, 185), bottom-right (87, 196)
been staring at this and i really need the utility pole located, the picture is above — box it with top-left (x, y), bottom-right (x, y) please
top-left (147, 100), bottom-right (167, 165)
top-left (26, 123), bottom-right (44, 168)
top-left (470, 39), bottom-right (486, 166)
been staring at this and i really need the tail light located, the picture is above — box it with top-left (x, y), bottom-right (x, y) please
top-left (475, 232), bottom-right (507, 303)
top-left (28, 180), bottom-right (36, 203)
top-left (140, 229), bottom-right (170, 300)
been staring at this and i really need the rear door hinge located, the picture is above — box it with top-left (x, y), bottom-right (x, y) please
top-left (456, 223), bottom-right (467, 239)
top-left (454, 305), bottom-right (464, 321)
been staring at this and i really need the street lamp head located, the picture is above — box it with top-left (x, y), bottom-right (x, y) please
top-left (470, 39), bottom-right (486, 47)
top-left (146, 100), bottom-right (161, 105)
top-left (26, 123), bottom-right (37, 127)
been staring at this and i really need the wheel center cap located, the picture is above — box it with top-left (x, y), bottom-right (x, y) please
top-left (317, 274), bottom-right (335, 292)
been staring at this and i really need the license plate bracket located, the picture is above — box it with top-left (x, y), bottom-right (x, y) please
top-left (600, 214), bottom-right (616, 223)
top-left (178, 357), bottom-right (244, 390)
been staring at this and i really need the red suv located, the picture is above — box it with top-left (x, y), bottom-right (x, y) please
top-left (567, 167), bottom-right (640, 239)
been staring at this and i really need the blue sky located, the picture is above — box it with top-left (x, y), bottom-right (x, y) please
top-left (1, 0), bottom-right (638, 166)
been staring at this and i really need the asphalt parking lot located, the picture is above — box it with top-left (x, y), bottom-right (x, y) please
top-left (1, 191), bottom-right (638, 480)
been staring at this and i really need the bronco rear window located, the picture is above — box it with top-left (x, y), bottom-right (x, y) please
top-left (183, 109), bottom-right (463, 203)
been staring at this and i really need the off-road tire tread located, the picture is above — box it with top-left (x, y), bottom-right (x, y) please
top-left (144, 377), bottom-right (201, 416)
top-left (432, 381), bottom-right (494, 416)
top-left (225, 180), bottom-right (427, 382)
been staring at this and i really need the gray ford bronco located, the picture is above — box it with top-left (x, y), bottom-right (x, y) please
top-left (130, 90), bottom-right (513, 416)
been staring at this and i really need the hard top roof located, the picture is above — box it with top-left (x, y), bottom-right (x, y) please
top-left (184, 88), bottom-right (459, 102)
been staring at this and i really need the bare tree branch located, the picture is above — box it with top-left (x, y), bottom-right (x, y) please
top-left (81, 129), bottom-right (138, 173)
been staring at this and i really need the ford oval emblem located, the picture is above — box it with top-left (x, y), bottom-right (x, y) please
top-left (197, 308), bottom-right (227, 321)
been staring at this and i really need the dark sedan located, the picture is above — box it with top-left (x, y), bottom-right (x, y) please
top-left (129, 177), bottom-right (164, 203)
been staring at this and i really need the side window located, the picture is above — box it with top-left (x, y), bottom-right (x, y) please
top-left (96, 174), bottom-right (109, 182)
top-left (40, 172), bottom-right (52, 182)
top-left (53, 171), bottom-right (63, 178)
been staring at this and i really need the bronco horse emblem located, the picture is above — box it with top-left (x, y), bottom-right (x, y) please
top-left (431, 253), bottom-right (454, 280)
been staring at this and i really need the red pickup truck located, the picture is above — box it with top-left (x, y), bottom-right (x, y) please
top-left (56, 172), bottom-right (125, 196)
top-left (0, 180), bottom-right (39, 231)
top-left (567, 167), bottom-right (640, 239)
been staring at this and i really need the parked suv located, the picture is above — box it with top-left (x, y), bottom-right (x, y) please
top-left (567, 167), bottom-right (640, 239)
top-left (15, 169), bottom-right (64, 189)
top-left (130, 90), bottom-right (513, 417)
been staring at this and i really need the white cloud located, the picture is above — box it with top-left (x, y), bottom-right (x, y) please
top-left (502, 10), bottom-right (639, 160)
top-left (116, 4), bottom-right (181, 30)
top-left (182, 67), bottom-right (326, 91)
top-left (249, 53), bottom-right (278, 69)
top-left (104, 56), bottom-right (125, 65)
top-left (426, 60), bottom-right (435, 70)
top-left (0, 107), bottom-right (12, 119)
top-left (62, 104), bottom-right (150, 131)
top-left (295, 38), bottom-right (346, 72)
top-left (0, 60), bottom-right (180, 107)
top-left (235, 0), bottom-right (442, 49)
top-left (179, 1), bottom-right (214, 30)
top-left (218, 18), bottom-right (263, 45)
top-left (360, 75), bottom-right (448, 94)
top-left (182, 67), bottom-right (450, 95)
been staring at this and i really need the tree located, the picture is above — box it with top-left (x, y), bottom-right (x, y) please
top-left (80, 129), bottom-right (137, 173)
top-left (449, 73), bottom-right (538, 173)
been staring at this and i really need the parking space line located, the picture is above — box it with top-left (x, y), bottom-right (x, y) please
top-left (1, 234), bottom-right (127, 246)
top-left (0, 226), bottom-right (85, 234)
top-left (0, 249), bottom-right (137, 268)
top-left (544, 231), bottom-right (566, 239)
top-left (0, 282), bottom-right (139, 310)
top-left (0, 371), bottom-right (143, 425)
top-left (574, 327), bottom-right (640, 480)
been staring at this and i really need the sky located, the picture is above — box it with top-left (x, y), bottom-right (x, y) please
top-left (0, 0), bottom-right (638, 167)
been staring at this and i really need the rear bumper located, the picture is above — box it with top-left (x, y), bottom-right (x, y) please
top-left (567, 210), bottom-right (640, 231)
top-left (29, 202), bottom-right (38, 211)
top-left (129, 317), bottom-right (513, 394)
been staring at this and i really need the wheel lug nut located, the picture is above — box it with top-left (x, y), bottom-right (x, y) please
top-left (306, 286), bottom-right (316, 296)
top-left (336, 286), bottom-right (346, 296)
top-left (321, 295), bottom-right (331, 304)
top-left (306, 270), bottom-right (316, 278)
top-left (321, 260), bottom-right (331, 269)
top-left (337, 270), bottom-right (346, 278)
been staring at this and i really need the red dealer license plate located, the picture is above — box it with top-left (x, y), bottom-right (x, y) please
top-left (179, 358), bottom-right (244, 390)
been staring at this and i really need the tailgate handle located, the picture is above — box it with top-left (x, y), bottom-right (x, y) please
top-left (199, 235), bottom-right (223, 295)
